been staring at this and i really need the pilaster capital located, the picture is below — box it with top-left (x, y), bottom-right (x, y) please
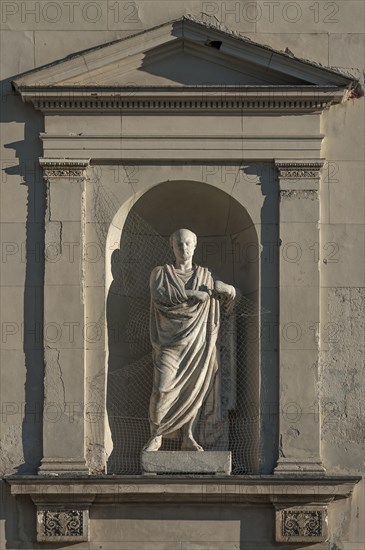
top-left (39, 158), bottom-right (90, 180)
top-left (275, 161), bottom-right (324, 194)
top-left (275, 161), bottom-right (324, 181)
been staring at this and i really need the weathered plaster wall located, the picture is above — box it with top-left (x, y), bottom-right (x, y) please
top-left (320, 97), bottom-right (365, 547)
top-left (1, 1), bottom-right (364, 548)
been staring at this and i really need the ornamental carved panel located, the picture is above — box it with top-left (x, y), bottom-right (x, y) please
top-left (37, 508), bottom-right (88, 542)
top-left (275, 506), bottom-right (327, 542)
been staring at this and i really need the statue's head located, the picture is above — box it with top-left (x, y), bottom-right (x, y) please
top-left (169, 228), bottom-right (197, 263)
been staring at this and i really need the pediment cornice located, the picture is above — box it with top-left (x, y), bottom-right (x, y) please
top-left (15, 85), bottom-right (347, 114)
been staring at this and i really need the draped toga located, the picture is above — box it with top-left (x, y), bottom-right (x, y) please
top-left (149, 264), bottom-right (220, 438)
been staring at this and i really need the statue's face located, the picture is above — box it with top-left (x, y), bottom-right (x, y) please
top-left (171, 230), bottom-right (197, 263)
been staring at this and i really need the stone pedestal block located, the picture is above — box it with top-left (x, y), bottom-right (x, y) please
top-left (141, 451), bottom-right (232, 475)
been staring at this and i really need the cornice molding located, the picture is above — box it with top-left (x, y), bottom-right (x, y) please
top-left (39, 158), bottom-right (90, 179)
top-left (40, 133), bottom-right (323, 141)
top-left (7, 474), bottom-right (361, 504)
top-left (27, 92), bottom-right (338, 114)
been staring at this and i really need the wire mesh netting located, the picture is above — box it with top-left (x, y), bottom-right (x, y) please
top-left (106, 209), bottom-right (264, 475)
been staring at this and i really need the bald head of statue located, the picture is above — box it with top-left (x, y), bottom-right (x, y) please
top-left (169, 228), bottom-right (197, 265)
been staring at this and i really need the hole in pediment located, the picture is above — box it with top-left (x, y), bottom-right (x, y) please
top-left (206, 40), bottom-right (222, 50)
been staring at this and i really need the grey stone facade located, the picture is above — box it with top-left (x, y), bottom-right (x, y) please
top-left (1, 3), bottom-right (364, 548)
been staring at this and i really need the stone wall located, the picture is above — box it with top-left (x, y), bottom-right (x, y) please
top-left (1, 1), bottom-right (364, 548)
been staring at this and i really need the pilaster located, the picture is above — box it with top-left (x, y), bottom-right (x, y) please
top-left (39, 158), bottom-right (90, 475)
top-left (274, 161), bottom-right (325, 475)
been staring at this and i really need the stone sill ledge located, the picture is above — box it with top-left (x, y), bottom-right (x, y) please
top-left (6, 474), bottom-right (361, 505)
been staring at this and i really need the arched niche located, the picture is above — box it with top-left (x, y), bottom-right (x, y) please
top-left (105, 180), bottom-right (260, 474)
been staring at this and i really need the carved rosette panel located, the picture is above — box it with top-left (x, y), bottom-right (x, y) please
top-left (37, 508), bottom-right (88, 542)
top-left (275, 506), bottom-right (327, 542)
top-left (283, 510), bottom-right (322, 536)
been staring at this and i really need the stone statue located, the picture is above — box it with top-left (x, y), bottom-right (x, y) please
top-left (143, 228), bottom-right (236, 452)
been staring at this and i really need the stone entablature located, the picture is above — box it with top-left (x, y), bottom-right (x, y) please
top-left (7, 475), bottom-right (360, 543)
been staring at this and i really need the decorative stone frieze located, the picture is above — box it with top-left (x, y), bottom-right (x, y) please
top-left (275, 505), bottom-right (327, 542)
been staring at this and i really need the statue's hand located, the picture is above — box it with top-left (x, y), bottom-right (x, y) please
top-left (195, 290), bottom-right (210, 302)
top-left (214, 280), bottom-right (236, 300)
top-left (186, 290), bottom-right (210, 303)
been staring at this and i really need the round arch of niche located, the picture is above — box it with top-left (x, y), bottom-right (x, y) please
top-left (105, 180), bottom-right (260, 475)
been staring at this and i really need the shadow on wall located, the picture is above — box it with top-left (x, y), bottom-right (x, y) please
top-left (2, 75), bottom-right (44, 475)
top-left (106, 180), bottom-right (265, 475)
top-left (246, 163), bottom-right (280, 475)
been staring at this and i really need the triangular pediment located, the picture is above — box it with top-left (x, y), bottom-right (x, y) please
top-left (13, 15), bottom-right (353, 89)
top-left (13, 15), bottom-right (356, 113)
top-left (56, 38), bottom-right (310, 87)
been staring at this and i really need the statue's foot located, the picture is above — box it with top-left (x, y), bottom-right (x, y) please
top-left (143, 436), bottom-right (162, 452)
top-left (181, 437), bottom-right (204, 451)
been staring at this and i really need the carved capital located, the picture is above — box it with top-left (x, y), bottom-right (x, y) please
top-left (275, 505), bottom-right (327, 542)
top-left (39, 158), bottom-right (90, 180)
top-left (275, 162), bottom-right (324, 180)
top-left (37, 507), bottom-right (88, 542)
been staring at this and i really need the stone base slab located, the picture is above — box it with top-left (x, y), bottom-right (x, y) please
top-left (141, 451), bottom-right (232, 475)
top-left (38, 458), bottom-right (89, 476)
top-left (274, 458), bottom-right (326, 476)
